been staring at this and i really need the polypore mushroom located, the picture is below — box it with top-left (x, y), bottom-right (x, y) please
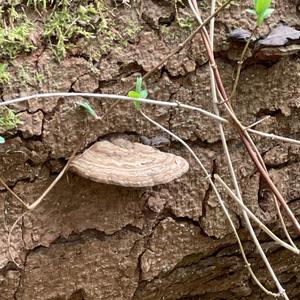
top-left (69, 138), bottom-right (189, 187)
top-left (228, 28), bottom-right (252, 43)
top-left (257, 24), bottom-right (300, 47)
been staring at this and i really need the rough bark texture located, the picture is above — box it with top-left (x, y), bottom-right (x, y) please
top-left (1, 0), bottom-right (300, 299)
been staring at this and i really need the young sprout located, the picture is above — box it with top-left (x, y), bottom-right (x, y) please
top-left (77, 101), bottom-right (100, 119)
top-left (0, 136), bottom-right (5, 144)
top-left (247, 0), bottom-right (274, 25)
top-left (128, 76), bottom-right (148, 110)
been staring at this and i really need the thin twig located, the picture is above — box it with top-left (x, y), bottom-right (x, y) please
top-left (189, 0), bottom-right (300, 237)
top-left (5, 142), bottom-right (80, 266)
top-left (29, 148), bottom-right (77, 210)
top-left (273, 194), bottom-right (298, 250)
top-left (0, 177), bottom-right (31, 209)
top-left (247, 129), bottom-right (300, 146)
top-left (247, 130), bottom-right (299, 247)
top-left (8, 211), bottom-right (27, 267)
top-left (227, 36), bottom-right (299, 249)
top-left (4, 92), bottom-right (300, 147)
top-left (189, 1), bottom-right (290, 299)
top-left (140, 109), bottom-right (280, 298)
top-left (1, 92), bottom-right (227, 124)
top-left (230, 26), bottom-right (258, 99)
top-left (214, 174), bottom-right (299, 254)
top-left (241, 120), bottom-right (300, 235)
top-left (206, 0), bottom-right (291, 297)
top-left (245, 116), bottom-right (271, 129)
top-left (232, 48), bottom-right (299, 245)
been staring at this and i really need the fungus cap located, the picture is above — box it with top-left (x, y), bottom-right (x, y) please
top-left (258, 24), bottom-right (300, 47)
top-left (228, 28), bottom-right (252, 42)
top-left (69, 139), bottom-right (189, 187)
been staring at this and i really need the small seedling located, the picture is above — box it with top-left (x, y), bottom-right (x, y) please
top-left (77, 101), bottom-right (100, 119)
top-left (247, 0), bottom-right (274, 25)
top-left (128, 77), bottom-right (148, 110)
top-left (0, 136), bottom-right (5, 144)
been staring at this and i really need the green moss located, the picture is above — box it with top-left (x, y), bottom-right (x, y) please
top-left (0, 1), bottom-right (143, 62)
top-left (0, 21), bottom-right (36, 59)
top-left (174, 0), bottom-right (196, 30)
top-left (0, 2), bottom-right (37, 59)
top-left (44, 9), bottom-right (77, 59)
top-left (26, 0), bottom-right (71, 11)
top-left (177, 15), bottom-right (195, 29)
top-left (68, 5), bottom-right (143, 61)
top-left (26, 0), bottom-right (50, 11)
top-left (0, 107), bottom-right (22, 131)
top-left (124, 19), bottom-right (143, 39)
top-left (0, 3), bottom-right (35, 58)
top-left (0, 63), bottom-right (11, 85)
top-left (43, 2), bottom-right (104, 57)
top-left (43, 1), bottom-right (140, 60)
top-left (17, 66), bottom-right (45, 88)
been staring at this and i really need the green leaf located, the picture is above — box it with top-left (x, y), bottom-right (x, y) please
top-left (256, 15), bottom-right (264, 25)
top-left (0, 136), bottom-right (5, 144)
top-left (248, 0), bottom-right (273, 26)
top-left (246, 8), bottom-right (257, 15)
top-left (134, 100), bottom-right (142, 110)
top-left (135, 77), bottom-right (142, 93)
top-left (128, 76), bottom-right (148, 111)
top-left (139, 90), bottom-right (148, 99)
top-left (77, 101), bottom-right (98, 118)
top-left (262, 8), bottom-right (274, 19)
top-left (128, 91), bottom-right (142, 110)
top-left (256, 8), bottom-right (274, 25)
top-left (256, 0), bottom-right (272, 15)
top-left (128, 91), bottom-right (141, 98)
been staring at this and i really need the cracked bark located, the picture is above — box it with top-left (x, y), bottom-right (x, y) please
top-left (1, 0), bottom-right (300, 299)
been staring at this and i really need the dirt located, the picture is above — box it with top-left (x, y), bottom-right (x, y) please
top-left (1, 0), bottom-right (300, 299)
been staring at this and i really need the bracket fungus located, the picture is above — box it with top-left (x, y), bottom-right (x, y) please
top-left (257, 24), bottom-right (300, 47)
top-left (69, 138), bottom-right (189, 187)
top-left (228, 28), bottom-right (252, 43)
top-left (255, 24), bottom-right (300, 60)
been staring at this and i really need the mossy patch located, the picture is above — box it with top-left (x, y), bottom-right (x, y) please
top-left (17, 65), bottom-right (45, 88)
top-left (43, 1), bottom-right (112, 60)
top-left (0, 106), bottom-right (22, 132)
top-left (174, 0), bottom-right (196, 30)
top-left (74, 15), bottom-right (142, 61)
top-left (0, 4), bottom-right (37, 60)
top-left (0, 1), bottom-right (144, 64)
top-left (0, 63), bottom-right (11, 85)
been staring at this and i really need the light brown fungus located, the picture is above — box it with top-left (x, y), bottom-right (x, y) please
top-left (69, 138), bottom-right (189, 187)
